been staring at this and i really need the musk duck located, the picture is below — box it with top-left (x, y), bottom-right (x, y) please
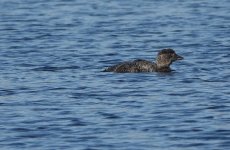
top-left (103, 48), bottom-right (183, 73)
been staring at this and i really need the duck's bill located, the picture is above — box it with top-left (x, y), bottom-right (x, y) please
top-left (177, 55), bottom-right (184, 60)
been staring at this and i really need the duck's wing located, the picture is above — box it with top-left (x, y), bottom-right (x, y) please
top-left (133, 59), bottom-right (157, 72)
top-left (103, 61), bottom-right (133, 72)
top-left (104, 59), bottom-right (156, 73)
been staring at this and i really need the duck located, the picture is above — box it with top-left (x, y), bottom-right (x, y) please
top-left (103, 48), bottom-right (183, 73)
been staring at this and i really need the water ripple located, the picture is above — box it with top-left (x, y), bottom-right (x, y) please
top-left (0, 0), bottom-right (230, 150)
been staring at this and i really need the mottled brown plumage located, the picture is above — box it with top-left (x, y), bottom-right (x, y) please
top-left (103, 48), bottom-right (183, 73)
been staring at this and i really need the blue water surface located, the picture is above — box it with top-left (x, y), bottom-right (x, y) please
top-left (0, 0), bottom-right (230, 150)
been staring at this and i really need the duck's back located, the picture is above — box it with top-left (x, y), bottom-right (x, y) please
top-left (104, 59), bottom-right (156, 73)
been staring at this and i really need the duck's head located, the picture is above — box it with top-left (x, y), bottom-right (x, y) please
top-left (156, 48), bottom-right (183, 69)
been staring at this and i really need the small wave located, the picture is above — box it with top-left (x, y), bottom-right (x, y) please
top-left (98, 112), bottom-right (121, 119)
top-left (32, 66), bottom-right (80, 72)
top-left (0, 89), bottom-right (16, 96)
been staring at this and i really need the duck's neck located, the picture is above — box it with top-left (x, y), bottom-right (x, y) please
top-left (155, 60), bottom-right (172, 72)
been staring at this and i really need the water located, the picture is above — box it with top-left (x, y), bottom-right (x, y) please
top-left (0, 0), bottom-right (230, 149)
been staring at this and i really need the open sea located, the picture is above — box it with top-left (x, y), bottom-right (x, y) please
top-left (0, 0), bottom-right (230, 149)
